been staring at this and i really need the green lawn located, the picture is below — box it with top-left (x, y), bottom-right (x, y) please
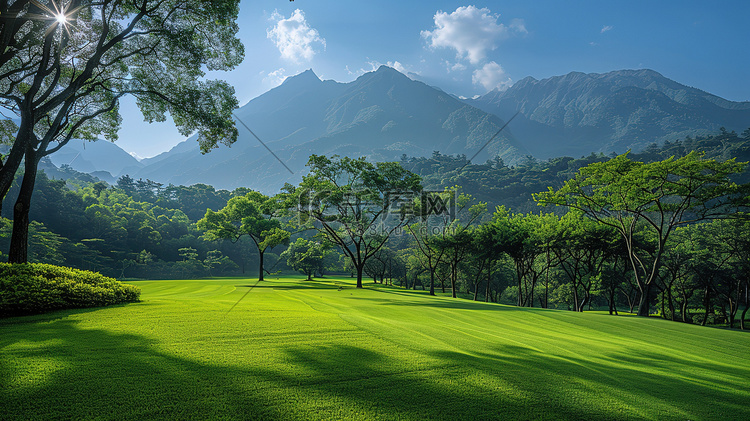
top-left (1, 276), bottom-right (749, 420)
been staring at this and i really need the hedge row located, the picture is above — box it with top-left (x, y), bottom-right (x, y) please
top-left (0, 263), bottom-right (140, 317)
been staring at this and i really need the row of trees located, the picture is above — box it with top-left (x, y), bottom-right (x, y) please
top-left (192, 150), bottom-right (749, 327)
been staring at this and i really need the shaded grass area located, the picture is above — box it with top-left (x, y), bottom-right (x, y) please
top-left (1, 277), bottom-right (749, 420)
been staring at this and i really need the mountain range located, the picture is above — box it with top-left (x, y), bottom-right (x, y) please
top-left (48, 67), bottom-right (750, 193)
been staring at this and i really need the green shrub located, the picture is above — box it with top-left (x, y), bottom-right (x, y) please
top-left (0, 263), bottom-right (140, 317)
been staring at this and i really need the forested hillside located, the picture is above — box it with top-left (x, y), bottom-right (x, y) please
top-left (404, 128), bottom-right (750, 213)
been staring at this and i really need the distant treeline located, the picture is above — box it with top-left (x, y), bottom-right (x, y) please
top-left (2, 129), bottom-right (749, 326)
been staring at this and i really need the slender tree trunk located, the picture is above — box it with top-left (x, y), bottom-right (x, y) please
top-left (516, 262), bottom-right (523, 307)
top-left (702, 286), bottom-right (711, 326)
top-left (257, 249), bottom-right (265, 281)
top-left (451, 264), bottom-right (457, 298)
top-left (485, 261), bottom-right (491, 303)
top-left (544, 250), bottom-right (550, 309)
top-left (429, 270), bottom-right (435, 295)
top-left (8, 150), bottom-right (38, 263)
top-left (681, 297), bottom-right (690, 323)
top-left (667, 287), bottom-right (675, 321)
top-left (529, 274), bottom-right (536, 308)
top-left (572, 281), bottom-right (580, 312)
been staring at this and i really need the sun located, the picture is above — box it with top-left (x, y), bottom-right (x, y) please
top-left (55, 13), bottom-right (68, 25)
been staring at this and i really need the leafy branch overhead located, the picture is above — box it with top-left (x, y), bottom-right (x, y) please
top-left (0, 0), bottom-right (244, 263)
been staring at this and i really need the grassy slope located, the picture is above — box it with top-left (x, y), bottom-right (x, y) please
top-left (1, 276), bottom-right (749, 420)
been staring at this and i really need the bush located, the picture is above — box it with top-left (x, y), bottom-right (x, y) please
top-left (0, 263), bottom-right (140, 317)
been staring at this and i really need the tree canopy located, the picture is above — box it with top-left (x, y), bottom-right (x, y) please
top-left (534, 151), bottom-right (748, 316)
top-left (198, 191), bottom-right (289, 281)
top-left (284, 155), bottom-right (422, 288)
top-left (0, 0), bottom-right (244, 262)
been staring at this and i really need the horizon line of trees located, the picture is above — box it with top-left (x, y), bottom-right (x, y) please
top-left (3, 130), bottom-right (750, 328)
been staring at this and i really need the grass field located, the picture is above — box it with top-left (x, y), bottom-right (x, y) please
top-left (1, 276), bottom-right (749, 420)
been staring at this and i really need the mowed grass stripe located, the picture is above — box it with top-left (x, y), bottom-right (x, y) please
top-left (1, 276), bottom-right (749, 420)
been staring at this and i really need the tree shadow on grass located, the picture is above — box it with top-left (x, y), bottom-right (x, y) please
top-left (2, 314), bottom-right (749, 420)
top-left (428, 345), bottom-right (750, 420)
top-left (234, 278), bottom-right (350, 291)
top-left (346, 295), bottom-right (523, 312)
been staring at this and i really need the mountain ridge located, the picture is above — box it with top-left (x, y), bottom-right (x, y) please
top-left (49, 67), bottom-right (750, 193)
top-left (466, 69), bottom-right (750, 158)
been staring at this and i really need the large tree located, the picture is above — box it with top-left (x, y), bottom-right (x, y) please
top-left (285, 155), bottom-right (422, 288)
top-left (534, 152), bottom-right (747, 316)
top-left (0, 0), bottom-right (243, 262)
top-left (198, 192), bottom-right (289, 282)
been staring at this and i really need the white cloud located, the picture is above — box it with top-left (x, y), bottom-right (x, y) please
top-left (267, 9), bottom-right (326, 63)
top-left (510, 18), bottom-right (528, 35)
top-left (601, 25), bottom-right (613, 34)
top-left (264, 68), bottom-right (288, 87)
top-left (472, 61), bottom-right (512, 91)
top-left (444, 60), bottom-right (467, 72)
top-left (347, 60), bottom-right (418, 79)
top-left (421, 6), bottom-right (525, 65)
top-left (387, 60), bottom-right (419, 76)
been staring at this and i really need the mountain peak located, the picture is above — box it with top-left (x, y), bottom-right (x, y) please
top-left (375, 65), bottom-right (400, 74)
top-left (281, 69), bottom-right (321, 86)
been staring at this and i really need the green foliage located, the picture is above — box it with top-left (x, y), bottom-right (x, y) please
top-left (534, 151), bottom-right (747, 316)
top-left (0, 263), bottom-right (140, 317)
top-left (197, 191), bottom-right (290, 280)
top-left (280, 238), bottom-right (330, 280)
top-left (402, 130), bottom-right (750, 213)
top-left (285, 155), bottom-right (423, 288)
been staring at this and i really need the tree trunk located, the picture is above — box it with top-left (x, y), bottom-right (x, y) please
top-left (516, 262), bottom-right (523, 307)
top-left (702, 286), bottom-right (711, 326)
top-left (667, 288), bottom-right (675, 321)
top-left (450, 265), bottom-right (457, 298)
top-left (637, 282), bottom-right (653, 317)
top-left (8, 151), bottom-right (39, 263)
top-left (0, 131), bottom-right (28, 215)
top-left (356, 264), bottom-right (364, 288)
top-left (429, 270), bottom-right (435, 296)
top-left (485, 261), bottom-right (491, 303)
top-left (258, 249), bottom-right (265, 281)
top-left (681, 297), bottom-right (690, 323)
top-left (572, 281), bottom-right (580, 313)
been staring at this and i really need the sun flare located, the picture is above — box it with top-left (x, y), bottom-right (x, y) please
top-left (55, 13), bottom-right (68, 25)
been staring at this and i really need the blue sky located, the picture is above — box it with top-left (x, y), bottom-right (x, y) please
top-left (117, 0), bottom-right (750, 158)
